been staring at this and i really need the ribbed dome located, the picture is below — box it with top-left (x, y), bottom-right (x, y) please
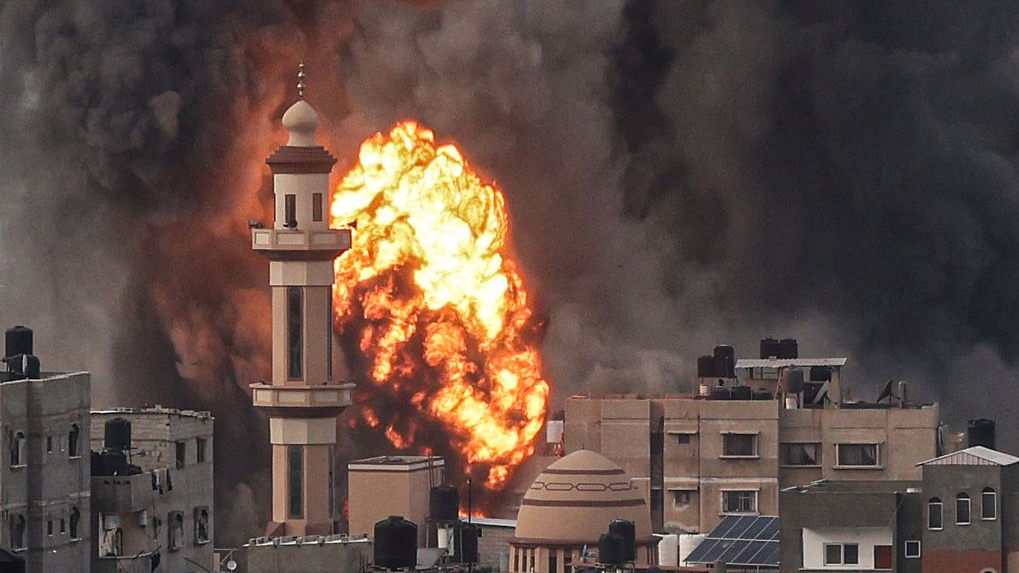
top-left (514, 450), bottom-right (652, 544)
top-left (281, 99), bottom-right (319, 147)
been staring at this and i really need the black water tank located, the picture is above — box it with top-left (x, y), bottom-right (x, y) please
top-left (730, 386), bottom-right (753, 401)
top-left (709, 388), bottom-right (731, 400)
top-left (4, 326), bottom-right (32, 359)
top-left (785, 369), bottom-right (805, 394)
top-left (609, 520), bottom-right (636, 562)
top-left (696, 355), bottom-right (715, 378)
top-left (753, 389), bottom-right (774, 401)
top-left (809, 366), bottom-right (832, 381)
top-left (429, 485), bottom-right (459, 523)
top-left (713, 345), bottom-right (735, 378)
top-left (598, 531), bottom-right (625, 566)
top-left (759, 338), bottom-right (779, 359)
top-left (6, 354), bottom-right (40, 379)
top-left (454, 522), bottom-right (479, 564)
top-left (778, 339), bottom-right (798, 359)
top-left (104, 418), bottom-right (132, 452)
top-left (968, 419), bottom-right (996, 450)
top-left (374, 516), bottom-right (417, 570)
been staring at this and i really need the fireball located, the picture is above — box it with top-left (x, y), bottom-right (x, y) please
top-left (331, 121), bottom-right (549, 489)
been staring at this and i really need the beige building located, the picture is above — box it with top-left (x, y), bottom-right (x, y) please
top-left (250, 64), bottom-right (354, 539)
top-left (0, 326), bottom-right (91, 572)
top-left (565, 350), bottom-right (940, 535)
top-left (347, 455), bottom-right (445, 546)
top-left (90, 407), bottom-right (214, 573)
top-left (510, 450), bottom-right (658, 573)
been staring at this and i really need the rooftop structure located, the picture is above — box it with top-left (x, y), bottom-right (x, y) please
top-left (347, 455), bottom-right (444, 547)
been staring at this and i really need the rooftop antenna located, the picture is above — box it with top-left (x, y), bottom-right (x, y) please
top-left (297, 61), bottom-right (306, 99)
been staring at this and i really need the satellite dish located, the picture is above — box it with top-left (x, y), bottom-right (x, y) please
top-left (227, 559), bottom-right (238, 571)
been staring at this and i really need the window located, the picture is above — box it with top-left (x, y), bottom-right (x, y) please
top-left (957, 492), bottom-right (971, 525)
top-left (675, 433), bottom-right (691, 445)
top-left (168, 512), bottom-right (184, 551)
top-left (672, 490), bottom-right (693, 507)
top-left (781, 443), bottom-right (820, 466)
top-left (285, 194), bottom-right (297, 227)
top-left (313, 193), bottom-right (323, 222)
top-left (194, 507), bottom-right (209, 544)
top-left (10, 431), bottom-right (25, 467)
top-left (175, 441), bottom-right (186, 469)
top-left (836, 443), bottom-right (879, 467)
top-left (328, 447), bottom-right (335, 519)
top-left (196, 438), bottom-right (207, 464)
top-left (47, 519), bottom-right (53, 536)
top-left (46, 436), bottom-right (53, 453)
top-left (549, 553), bottom-right (557, 573)
top-left (928, 497), bottom-right (943, 530)
top-left (982, 487), bottom-right (996, 520)
top-left (152, 515), bottom-right (162, 540)
top-left (904, 540), bottom-right (921, 558)
top-left (68, 424), bottom-right (80, 457)
top-left (287, 286), bottom-right (303, 379)
top-left (60, 518), bottom-right (66, 535)
top-left (722, 433), bottom-right (757, 457)
top-left (721, 490), bottom-right (757, 514)
top-left (824, 543), bottom-right (859, 566)
top-left (10, 514), bottom-right (25, 550)
top-left (288, 445), bottom-right (304, 518)
top-left (70, 507), bottom-right (80, 539)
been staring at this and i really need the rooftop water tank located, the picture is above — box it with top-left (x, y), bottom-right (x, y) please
top-left (609, 519), bottom-right (636, 562)
top-left (374, 516), bottom-right (417, 570)
top-left (4, 326), bottom-right (32, 359)
top-left (429, 485), bottom-right (459, 523)
top-left (598, 531), bottom-right (625, 566)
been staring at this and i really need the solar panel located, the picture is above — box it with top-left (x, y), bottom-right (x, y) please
top-left (684, 516), bottom-right (780, 568)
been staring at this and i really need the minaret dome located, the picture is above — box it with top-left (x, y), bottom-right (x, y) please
top-left (282, 100), bottom-right (319, 147)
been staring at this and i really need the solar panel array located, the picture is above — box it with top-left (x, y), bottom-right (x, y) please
top-left (684, 515), bottom-right (780, 568)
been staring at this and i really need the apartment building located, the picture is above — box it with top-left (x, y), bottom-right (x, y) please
top-left (0, 326), bottom-right (91, 572)
top-left (564, 341), bottom-right (940, 534)
top-left (89, 407), bottom-right (214, 573)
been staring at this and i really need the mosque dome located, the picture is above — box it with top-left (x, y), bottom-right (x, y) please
top-left (514, 450), bottom-right (653, 544)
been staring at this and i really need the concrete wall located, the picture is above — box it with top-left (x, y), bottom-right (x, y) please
top-left (0, 372), bottom-right (91, 573)
top-left (247, 536), bottom-right (371, 573)
top-left (801, 527), bottom-right (892, 571)
top-left (347, 458), bottom-right (443, 546)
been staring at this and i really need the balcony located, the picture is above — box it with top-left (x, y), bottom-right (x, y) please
top-left (251, 228), bottom-right (351, 261)
top-left (251, 382), bottom-right (355, 415)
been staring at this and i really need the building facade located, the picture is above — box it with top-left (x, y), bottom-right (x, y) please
top-left (565, 347), bottom-right (940, 534)
top-left (347, 455), bottom-right (445, 546)
top-left (90, 407), bottom-right (214, 573)
top-left (0, 367), bottom-right (91, 572)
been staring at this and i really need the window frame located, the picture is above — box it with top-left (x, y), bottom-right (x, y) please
top-left (928, 497), bottom-right (943, 530)
top-left (287, 286), bottom-right (303, 380)
top-left (288, 445), bottom-right (304, 519)
top-left (982, 487), bottom-right (997, 521)
top-left (671, 489), bottom-right (694, 507)
top-left (68, 423), bottom-right (81, 458)
top-left (720, 432), bottom-right (759, 459)
top-left (285, 194), bottom-right (297, 227)
top-left (957, 492), bottom-right (971, 525)
top-left (175, 440), bottom-right (186, 469)
top-left (70, 507), bottom-right (81, 540)
top-left (903, 540), bottom-right (921, 559)
top-left (10, 431), bottom-right (25, 468)
top-left (823, 542), bottom-right (859, 566)
top-left (194, 507), bottom-right (210, 545)
top-left (312, 193), bottom-right (323, 222)
top-left (168, 511), bottom-right (184, 552)
top-left (196, 437), bottom-right (207, 464)
top-left (781, 442), bottom-right (821, 467)
top-left (720, 489), bottom-right (758, 514)
top-left (835, 443), bottom-right (881, 468)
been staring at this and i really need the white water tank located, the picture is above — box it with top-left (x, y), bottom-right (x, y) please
top-left (546, 420), bottom-right (564, 444)
top-left (679, 533), bottom-right (708, 565)
top-left (657, 534), bottom-right (679, 566)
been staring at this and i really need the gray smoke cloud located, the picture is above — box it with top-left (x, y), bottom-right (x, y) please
top-left (4, 0), bottom-right (1019, 547)
top-left (340, 0), bottom-right (1019, 445)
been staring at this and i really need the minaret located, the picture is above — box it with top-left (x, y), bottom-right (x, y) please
top-left (251, 63), bottom-right (353, 537)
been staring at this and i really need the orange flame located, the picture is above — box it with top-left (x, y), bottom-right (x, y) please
top-left (331, 121), bottom-right (549, 489)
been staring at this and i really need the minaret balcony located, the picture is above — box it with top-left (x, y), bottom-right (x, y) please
top-left (252, 228), bottom-right (351, 261)
top-left (251, 382), bottom-right (355, 417)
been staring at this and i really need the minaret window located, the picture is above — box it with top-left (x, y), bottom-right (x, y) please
top-left (327, 297), bottom-right (333, 381)
top-left (313, 193), bottom-right (323, 222)
top-left (288, 446), bottom-right (304, 518)
top-left (287, 287), bottom-right (303, 379)
top-left (285, 194), bottom-right (297, 227)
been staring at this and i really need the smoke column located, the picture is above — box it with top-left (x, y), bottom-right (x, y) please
top-left (5, 0), bottom-right (1019, 544)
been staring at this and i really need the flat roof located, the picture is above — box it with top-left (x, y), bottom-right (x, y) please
top-left (781, 479), bottom-right (920, 494)
top-left (737, 358), bottom-right (847, 368)
top-left (91, 406), bottom-right (213, 420)
top-left (348, 455), bottom-right (445, 472)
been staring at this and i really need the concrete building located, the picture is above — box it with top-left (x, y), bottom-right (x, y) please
top-left (0, 326), bottom-right (91, 572)
top-left (347, 455), bottom-right (445, 546)
top-left (250, 63), bottom-right (354, 539)
top-left (780, 480), bottom-right (921, 573)
top-left (565, 343), bottom-right (940, 534)
top-left (90, 407), bottom-right (214, 573)
top-left (246, 534), bottom-right (371, 573)
top-left (509, 450), bottom-right (658, 573)
top-left (919, 446), bottom-right (1019, 573)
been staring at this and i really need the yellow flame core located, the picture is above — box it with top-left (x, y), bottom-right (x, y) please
top-left (331, 121), bottom-right (550, 489)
